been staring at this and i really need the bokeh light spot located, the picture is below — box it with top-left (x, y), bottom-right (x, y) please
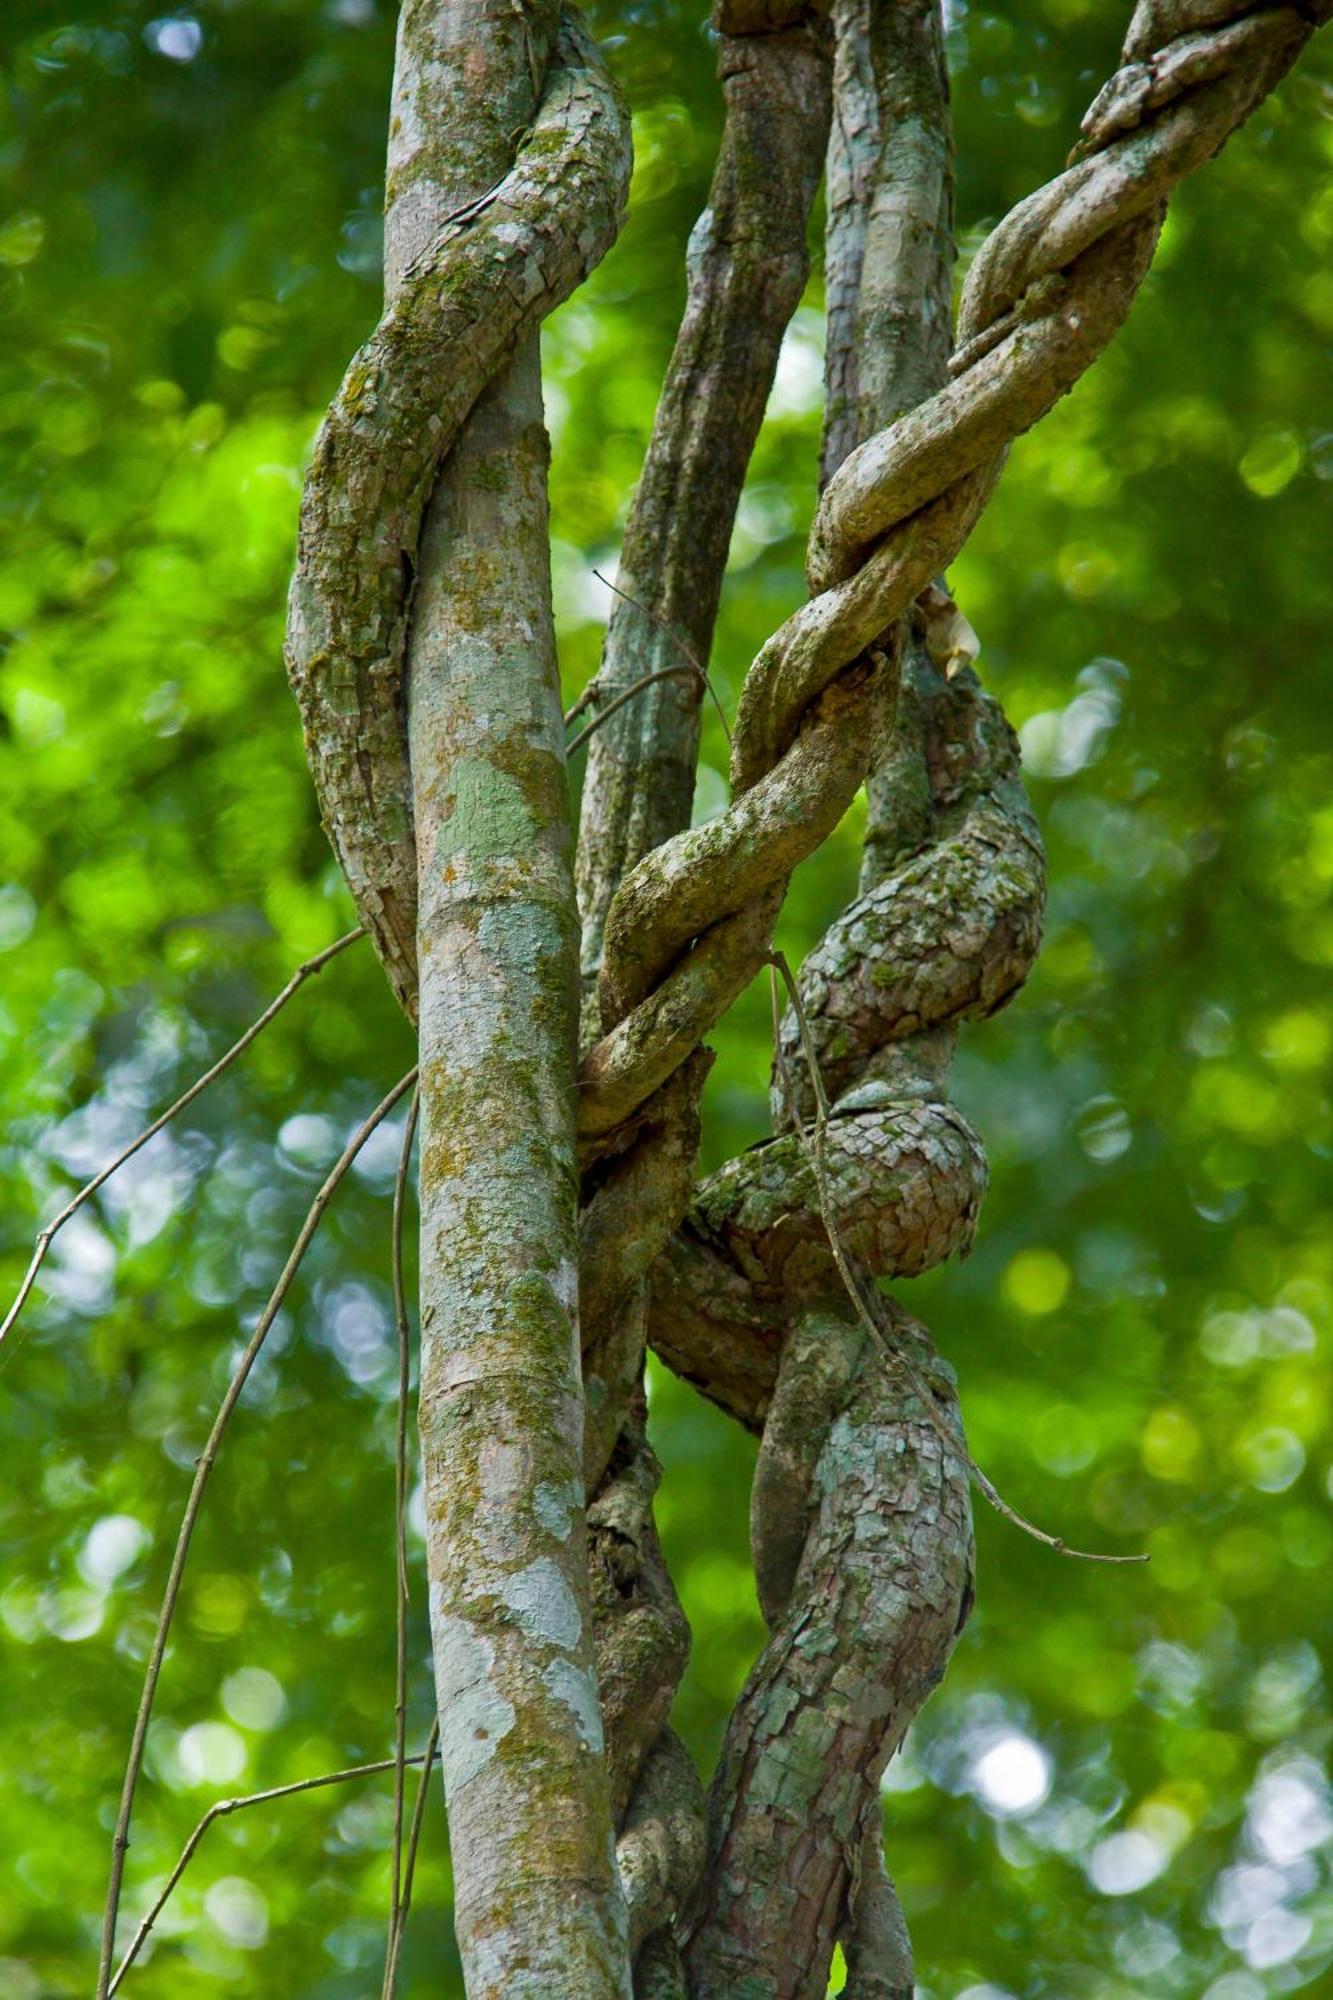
top-left (1001, 1249), bottom-right (1070, 1316)
top-left (1238, 428), bottom-right (1303, 497)
top-left (222, 1666), bottom-right (287, 1732)
top-left (1087, 1829), bottom-right (1169, 1895)
top-left (972, 1733), bottom-right (1052, 1817)
top-left (178, 1722), bottom-right (247, 1788)
top-left (77, 1515), bottom-right (149, 1589)
top-left (145, 17), bottom-right (203, 62)
top-left (204, 1876), bottom-right (269, 1949)
top-left (1140, 1406), bottom-right (1203, 1483)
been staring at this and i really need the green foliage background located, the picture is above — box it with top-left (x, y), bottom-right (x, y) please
top-left (1, 4), bottom-right (1330, 1996)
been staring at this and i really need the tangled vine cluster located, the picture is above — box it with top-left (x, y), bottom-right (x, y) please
top-left (274, 2), bottom-right (1330, 1994)
top-left (579, 0), bottom-right (1325, 1137)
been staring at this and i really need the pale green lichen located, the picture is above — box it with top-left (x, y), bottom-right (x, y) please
top-left (542, 1656), bottom-right (606, 1754)
top-left (433, 1614), bottom-right (518, 1793)
top-left (435, 758), bottom-right (539, 867)
top-left (534, 1476), bottom-right (583, 1541)
top-left (505, 1557), bottom-right (584, 1652)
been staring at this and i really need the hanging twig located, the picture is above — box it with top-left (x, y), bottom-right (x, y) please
top-left (381, 1718), bottom-right (441, 2000)
top-left (563, 675), bottom-right (605, 728)
top-left (591, 568), bottom-right (733, 746)
top-left (0, 926), bottom-right (367, 1365)
top-left (95, 1065), bottom-right (420, 2000)
top-left (565, 667), bottom-right (701, 758)
top-left (384, 1086), bottom-right (420, 1994)
top-left (767, 953), bottom-right (1146, 1567)
top-left (769, 959), bottom-right (799, 1135)
top-left (107, 1750), bottom-right (430, 1992)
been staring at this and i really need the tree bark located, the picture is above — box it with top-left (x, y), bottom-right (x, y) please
top-left (572, 14), bottom-right (835, 1989)
top-left (279, 4), bottom-right (1333, 1991)
top-left (391, 6), bottom-right (631, 1991)
top-left (576, 0), bottom-right (833, 1028)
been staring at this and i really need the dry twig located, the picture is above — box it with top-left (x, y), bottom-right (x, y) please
top-left (382, 1719), bottom-right (441, 2000)
top-left (591, 567), bottom-right (733, 746)
top-left (385, 1085), bottom-right (420, 1990)
top-left (108, 1751), bottom-right (430, 1992)
top-left (95, 1066), bottom-right (420, 1999)
top-left (565, 667), bottom-right (702, 758)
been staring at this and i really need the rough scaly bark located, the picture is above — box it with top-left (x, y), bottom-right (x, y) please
top-left (659, 7), bottom-right (1324, 1991)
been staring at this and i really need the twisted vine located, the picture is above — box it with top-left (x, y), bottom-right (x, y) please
top-left (572, 7), bottom-right (840, 1983)
top-left (578, 0), bottom-right (1327, 1143)
top-left (654, 653), bottom-right (1040, 1996)
top-left (284, 10), bottom-right (630, 1021)
top-left (639, 5), bottom-right (1327, 1990)
top-left (278, 1), bottom-right (1328, 1991)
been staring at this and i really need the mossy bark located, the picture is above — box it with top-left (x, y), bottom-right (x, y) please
top-left (389, 6), bottom-right (632, 1993)
top-left (284, 4), bottom-right (1332, 1991)
top-left (286, 9), bottom-right (629, 1019)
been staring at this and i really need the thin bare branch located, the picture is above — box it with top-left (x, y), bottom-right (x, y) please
top-left (768, 951), bottom-right (1146, 1567)
top-left (591, 569), bottom-right (734, 746)
top-left (565, 668), bottom-right (702, 759)
top-left (382, 1719), bottom-right (441, 2000)
top-left (386, 1086), bottom-right (420, 1981)
top-left (564, 677), bottom-right (603, 728)
top-left (95, 1066), bottom-right (420, 1999)
top-left (107, 1751), bottom-right (429, 1993)
top-left (0, 927), bottom-right (366, 1366)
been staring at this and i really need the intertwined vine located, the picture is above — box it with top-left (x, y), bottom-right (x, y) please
top-left (578, 0), bottom-right (1325, 1138)
top-left (283, 1), bottom-right (1330, 1994)
top-left (0, 3), bottom-right (1317, 1994)
top-left (285, 11), bottom-right (630, 1020)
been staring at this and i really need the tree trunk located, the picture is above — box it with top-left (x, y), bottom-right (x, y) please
top-left (282, 1), bottom-right (1332, 1989)
top-left (393, 7), bottom-right (631, 1993)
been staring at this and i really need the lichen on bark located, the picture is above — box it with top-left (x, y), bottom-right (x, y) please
top-left (282, 3), bottom-right (1333, 1993)
top-left (386, 6), bottom-right (634, 1994)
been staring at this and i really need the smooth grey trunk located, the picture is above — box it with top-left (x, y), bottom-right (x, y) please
top-left (389, 4), bottom-right (630, 1992)
top-left (822, 0), bottom-right (953, 485)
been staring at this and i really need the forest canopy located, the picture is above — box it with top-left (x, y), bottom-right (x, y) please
top-left (1, 3), bottom-right (1330, 1996)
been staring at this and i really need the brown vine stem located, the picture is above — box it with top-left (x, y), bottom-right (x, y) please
top-left (565, 667), bottom-right (701, 758)
top-left (563, 678), bottom-right (602, 728)
top-left (0, 925), bottom-right (366, 1367)
top-left (382, 1718), bottom-right (441, 2000)
top-left (384, 1085), bottom-right (420, 1998)
top-left (591, 568), bottom-right (734, 746)
top-left (106, 1750), bottom-right (430, 1993)
top-left (94, 1065), bottom-right (420, 2000)
top-left (767, 952), bottom-right (1147, 1568)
